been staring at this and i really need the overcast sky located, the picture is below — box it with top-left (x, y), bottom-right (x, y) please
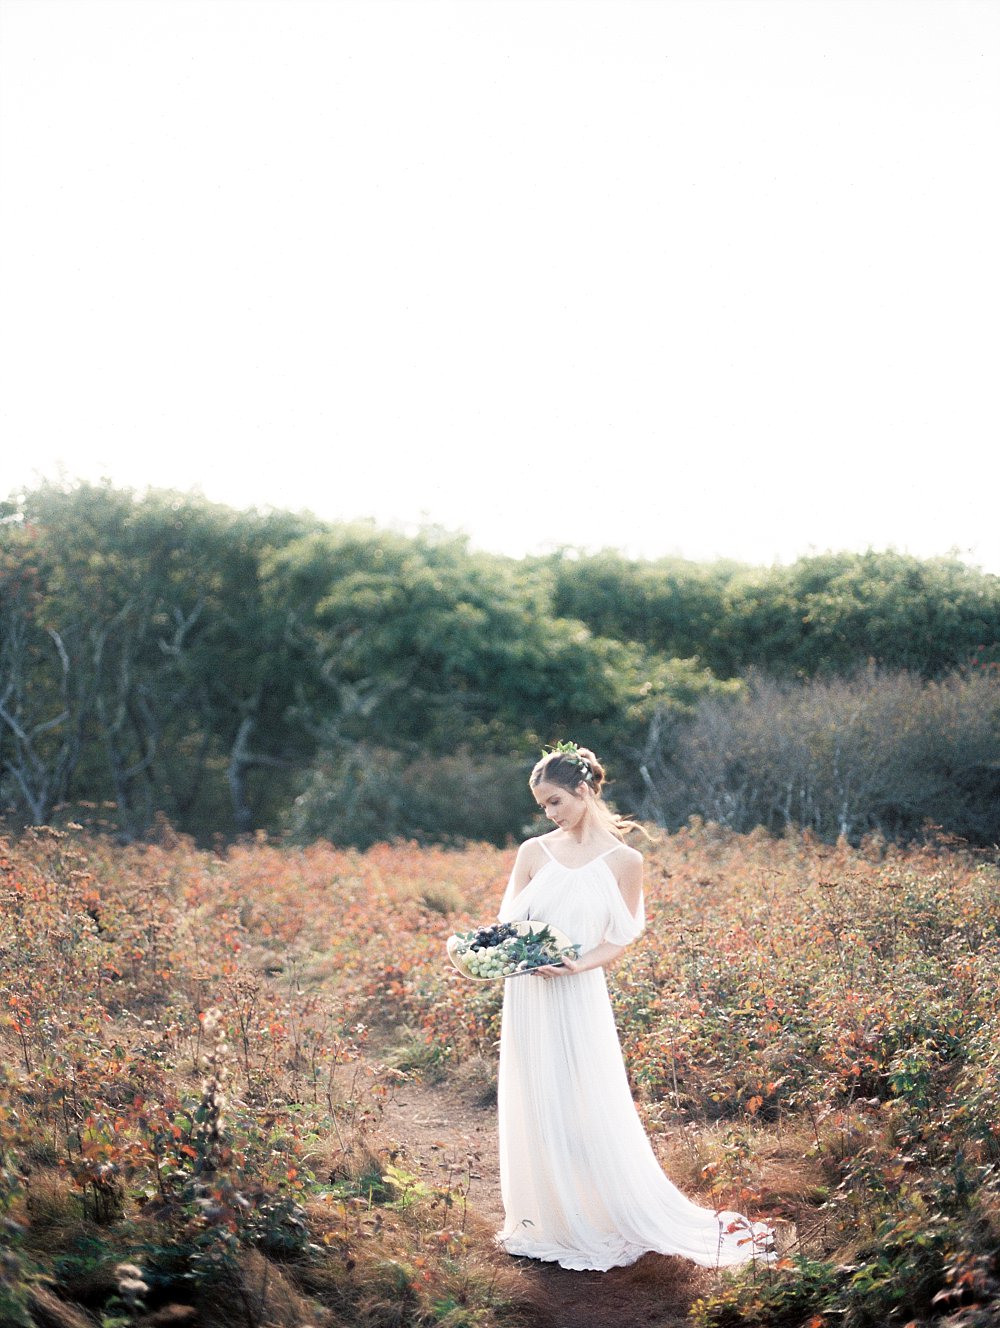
top-left (1, 0), bottom-right (998, 570)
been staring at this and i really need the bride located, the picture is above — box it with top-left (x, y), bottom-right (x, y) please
top-left (495, 742), bottom-right (773, 1271)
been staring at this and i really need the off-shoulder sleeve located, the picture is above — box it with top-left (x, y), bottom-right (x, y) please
top-left (498, 871), bottom-right (530, 923)
top-left (602, 880), bottom-right (645, 946)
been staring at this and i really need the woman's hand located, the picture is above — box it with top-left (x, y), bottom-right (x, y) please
top-left (534, 957), bottom-right (582, 980)
top-left (534, 941), bottom-right (627, 978)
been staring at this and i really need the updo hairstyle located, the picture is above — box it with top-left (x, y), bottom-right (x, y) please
top-left (530, 746), bottom-right (606, 796)
top-left (530, 744), bottom-right (644, 839)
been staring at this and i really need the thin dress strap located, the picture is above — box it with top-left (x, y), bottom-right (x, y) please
top-left (537, 840), bottom-right (620, 867)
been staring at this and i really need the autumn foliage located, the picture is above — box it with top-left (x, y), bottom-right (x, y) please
top-left (1, 822), bottom-right (998, 1326)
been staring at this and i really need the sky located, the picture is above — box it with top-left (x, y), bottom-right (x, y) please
top-left (1, 0), bottom-right (998, 572)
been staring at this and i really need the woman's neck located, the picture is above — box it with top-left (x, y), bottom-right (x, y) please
top-left (559, 812), bottom-right (615, 847)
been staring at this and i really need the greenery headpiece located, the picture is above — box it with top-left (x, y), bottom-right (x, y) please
top-left (542, 740), bottom-right (595, 784)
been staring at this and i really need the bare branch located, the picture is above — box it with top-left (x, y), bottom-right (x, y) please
top-left (158, 599), bottom-right (204, 656)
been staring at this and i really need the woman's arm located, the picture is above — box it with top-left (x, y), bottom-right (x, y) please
top-left (613, 848), bottom-right (643, 921)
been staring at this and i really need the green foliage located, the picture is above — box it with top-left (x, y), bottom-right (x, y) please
top-left (265, 524), bottom-right (662, 750)
top-left (719, 1195), bottom-right (1000, 1328)
top-left (0, 1128), bottom-right (35, 1326)
top-left (288, 747), bottom-right (533, 849)
top-left (543, 549), bottom-right (743, 663)
top-left (264, 525), bottom-right (722, 843)
top-left (770, 549), bottom-right (1000, 678)
top-left (546, 547), bottom-right (1000, 679)
top-left (1, 480), bottom-right (314, 838)
top-left (689, 1254), bottom-right (842, 1327)
top-left (4, 481), bottom-right (999, 847)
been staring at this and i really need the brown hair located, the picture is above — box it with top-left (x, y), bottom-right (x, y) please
top-left (530, 745), bottom-right (644, 839)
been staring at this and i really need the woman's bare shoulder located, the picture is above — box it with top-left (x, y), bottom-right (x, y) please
top-left (608, 842), bottom-right (643, 868)
top-left (515, 836), bottom-right (548, 867)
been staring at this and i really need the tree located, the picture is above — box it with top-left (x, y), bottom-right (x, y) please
top-left (0, 522), bottom-right (90, 824)
top-left (3, 482), bottom-right (315, 837)
top-left (546, 547), bottom-right (1000, 680)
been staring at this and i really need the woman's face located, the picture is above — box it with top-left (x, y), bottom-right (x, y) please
top-left (533, 779), bottom-right (589, 832)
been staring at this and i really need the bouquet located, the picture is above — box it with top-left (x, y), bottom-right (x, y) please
top-left (446, 919), bottom-right (580, 981)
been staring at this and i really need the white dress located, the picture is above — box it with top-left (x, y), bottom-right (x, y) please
top-left (496, 839), bottom-right (773, 1272)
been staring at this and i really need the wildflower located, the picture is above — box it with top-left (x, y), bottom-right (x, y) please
top-left (115, 1264), bottom-right (148, 1305)
top-left (200, 1007), bottom-right (222, 1036)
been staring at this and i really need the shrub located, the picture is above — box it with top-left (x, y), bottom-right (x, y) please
top-left (288, 746), bottom-right (531, 848)
top-left (639, 665), bottom-right (1000, 844)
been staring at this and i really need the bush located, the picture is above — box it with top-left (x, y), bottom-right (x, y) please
top-left (288, 745), bottom-right (532, 848)
top-left (639, 665), bottom-right (1000, 844)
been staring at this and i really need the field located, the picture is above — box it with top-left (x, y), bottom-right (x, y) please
top-left (1, 821), bottom-right (999, 1327)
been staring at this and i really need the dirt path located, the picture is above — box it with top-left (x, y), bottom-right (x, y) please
top-left (375, 1053), bottom-right (504, 1225)
top-left (372, 1043), bottom-right (710, 1328)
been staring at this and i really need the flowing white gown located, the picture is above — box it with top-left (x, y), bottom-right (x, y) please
top-left (496, 839), bottom-right (773, 1271)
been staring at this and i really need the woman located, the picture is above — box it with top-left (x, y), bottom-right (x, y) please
top-left (495, 742), bottom-right (773, 1272)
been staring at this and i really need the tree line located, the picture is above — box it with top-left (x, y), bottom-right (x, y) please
top-left (2, 481), bottom-right (998, 847)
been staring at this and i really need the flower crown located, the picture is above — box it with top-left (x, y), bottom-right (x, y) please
top-left (542, 740), bottom-right (595, 784)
